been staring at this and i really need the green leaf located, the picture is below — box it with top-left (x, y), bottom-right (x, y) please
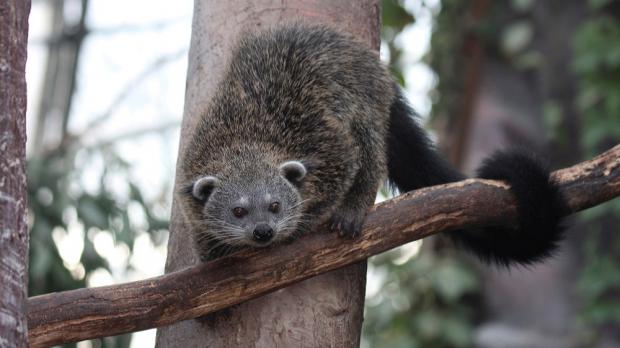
top-left (77, 196), bottom-right (110, 230)
top-left (589, 0), bottom-right (613, 10)
top-left (382, 0), bottom-right (414, 30)
top-left (501, 21), bottom-right (533, 56)
top-left (432, 261), bottom-right (478, 302)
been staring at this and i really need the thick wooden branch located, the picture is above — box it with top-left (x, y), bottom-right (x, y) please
top-left (27, 145), bottom-right (620, 347)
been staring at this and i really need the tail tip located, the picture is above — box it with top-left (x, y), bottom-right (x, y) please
top-left (467, 149), bottom-right (567, 266)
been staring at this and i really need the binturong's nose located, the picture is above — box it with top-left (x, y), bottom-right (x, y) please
top-left (253, 223), bottom-right (274, 243)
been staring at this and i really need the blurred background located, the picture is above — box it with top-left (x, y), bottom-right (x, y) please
top-left (25, 0), bottom-right (620, 347)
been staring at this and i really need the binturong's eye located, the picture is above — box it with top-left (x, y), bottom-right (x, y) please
top-left (268, 202), bottom-right (280, 213)
top-left (232, 207), bottom-right (248, 218)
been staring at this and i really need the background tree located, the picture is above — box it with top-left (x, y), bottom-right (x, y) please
top-left (0, 0), bottom-right (31, 347)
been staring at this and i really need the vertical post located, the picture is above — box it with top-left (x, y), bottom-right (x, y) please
top-left (0, 0), bottom-right (31, 347)
top-left (156, 1), bottom-right (380, 347)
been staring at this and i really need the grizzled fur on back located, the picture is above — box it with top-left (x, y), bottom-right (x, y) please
top-left (179, 23), bottom-right (566, 266)
top-left (178, 24), bottom-right (394, 261)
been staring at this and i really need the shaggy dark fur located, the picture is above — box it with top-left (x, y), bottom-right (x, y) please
top-left (388, 91), bottom-right (567, 265)
top-left (178, 23), bottom-right (567, 265)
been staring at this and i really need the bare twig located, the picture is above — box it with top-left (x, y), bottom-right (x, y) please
top-left (78, 120), bottom-right (180, 150)
top-left (90, 16), bottom-right (189, 36)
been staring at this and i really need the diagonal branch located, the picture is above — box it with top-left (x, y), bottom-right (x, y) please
top-left (27, 145), bottom-right (620, 347)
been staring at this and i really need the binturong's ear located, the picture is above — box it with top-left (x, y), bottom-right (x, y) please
top-left (191, 176), bottom-right (219, 202)
top-left (279, 160), bottom-right (307, 184)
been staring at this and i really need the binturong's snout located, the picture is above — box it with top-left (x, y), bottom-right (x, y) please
top-left (253, 223), bottom-right (274, 243)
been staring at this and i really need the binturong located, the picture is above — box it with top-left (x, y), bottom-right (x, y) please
top-left (177, 23), bottom-right (567, 265)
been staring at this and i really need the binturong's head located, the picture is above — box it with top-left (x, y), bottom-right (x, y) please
top-left (186, 160), bottom-right (308, 259)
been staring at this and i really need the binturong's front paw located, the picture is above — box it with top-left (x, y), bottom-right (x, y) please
top-left (328, 207), bottom-right (367, 239)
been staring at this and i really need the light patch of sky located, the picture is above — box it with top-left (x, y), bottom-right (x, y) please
top-left (71, 0), bottom-right (191, 292)
top-left (398, 0), bottom-right (441, 118)
top-left (365, 1), bottom-right (440, 322)
top-left (26, 1), bottom-right (437, 346)
top-left (52, 225), bottom-right (85, 277)
top-left (26, 1), bottom-right (191, 346)
top-left (25, 1), bottom-right (52, 151)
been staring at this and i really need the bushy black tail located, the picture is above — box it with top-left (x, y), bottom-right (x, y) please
top-left (387, 92), bottom-right (465, 190)
top-left (387, 90), bottom-right (567, 266)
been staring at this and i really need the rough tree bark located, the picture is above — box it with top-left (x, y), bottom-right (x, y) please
top-left (155, 1), bottom-right (380, 347)
top-left (0, 0), bottom-right (31, 347)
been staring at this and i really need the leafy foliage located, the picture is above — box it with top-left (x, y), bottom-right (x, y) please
top-left (579, 242), bottom-right (620, 326)
top-left (28, 147), bottom-right (168, 295)
top-left (364, 247), bottom-right (480, 348)
top-left (574, 12), bottom-right (620, 156)
top-left (428, 0), bottom-right (471, 123)
top-left (361, 2), bottom-right (482, 347)
top-left (381, 0), bottom-right (415, 85)
top-left (573, 1), bottom-right (620, 332)
top-left (28, 146), bottom-right (169, 347)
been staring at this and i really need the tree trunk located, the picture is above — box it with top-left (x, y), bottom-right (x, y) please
top-left (0, 0), bottom-right (31, 347)
top-left (32, 0), bottom-right (88, 155)
top-left (155, 1), bottom-right (380, 347)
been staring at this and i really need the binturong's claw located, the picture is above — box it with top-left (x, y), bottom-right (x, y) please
top-left (328, 208), bottom-right (367, 239)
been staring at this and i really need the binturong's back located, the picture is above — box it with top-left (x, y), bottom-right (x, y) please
top-left (177, 23), bottom-right (567, 266)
